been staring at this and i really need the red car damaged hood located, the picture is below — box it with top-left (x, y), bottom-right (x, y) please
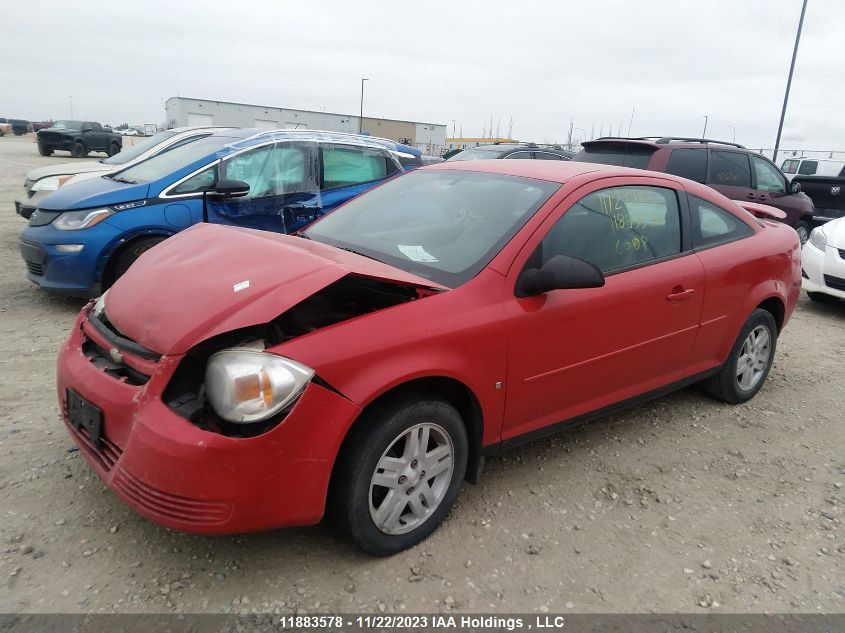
top-left (104, 223), bottom-right (446, 355)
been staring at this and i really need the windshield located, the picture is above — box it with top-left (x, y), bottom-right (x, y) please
top-left (52, 120), bottom-right (84, 129)
top-left (112, 135), bottom-right (236, 184)
top-left (102, 130), bottom-right (178, 165)
top-left (304, 170), bottom-right (559, 287)
top-left (448, 148), bottom-right (505, 161)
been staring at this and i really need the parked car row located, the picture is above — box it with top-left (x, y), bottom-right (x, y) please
top-left (11, 125), bottom-right (826, 554)
top-left (16, 127), bottom-right (231, 219)
top-left (20, 128), bottom-right (426, 295)
top-left (0, 117), bottom-right (34, 135)
top-left (55, 159), bottom-right (801, 554)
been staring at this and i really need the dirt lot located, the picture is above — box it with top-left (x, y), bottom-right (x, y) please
top-left (0, 134), bottom-right (842, 615)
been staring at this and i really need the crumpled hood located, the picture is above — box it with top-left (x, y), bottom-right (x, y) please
top-left (36, 175), bottom-right (149, 211)
top-left (105, 223), bottom-right (445, 355)
top-left (26, 161), bottom-right (111, 184)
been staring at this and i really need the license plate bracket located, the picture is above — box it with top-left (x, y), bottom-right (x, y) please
top-left (66, 389), bottom-right (103, 446)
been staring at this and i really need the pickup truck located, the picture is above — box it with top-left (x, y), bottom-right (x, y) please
top-left (36, 120), bottom-right (122, 158)
top-left (792, 168), bottom-right (845, 224)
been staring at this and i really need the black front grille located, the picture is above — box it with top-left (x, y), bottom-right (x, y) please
top-left (25, 261), bottom-right (43, 276)
top-left (838, 249), bottom-right (845, 259)
top-left (82, 339), bottom-right (150, 386)
top-left (824, 274), bottom-right (845, 291)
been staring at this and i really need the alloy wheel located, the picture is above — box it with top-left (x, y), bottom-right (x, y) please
top-left (368, 423), bottom-right (454, 535)
top-left (736, 325), bottom-right (771, 391)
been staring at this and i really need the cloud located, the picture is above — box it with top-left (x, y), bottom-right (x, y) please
top-left (1, 0), bottom-right (843, 151)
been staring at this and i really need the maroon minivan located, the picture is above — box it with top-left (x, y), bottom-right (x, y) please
top-left (574, 137), bottom-right (815, 243)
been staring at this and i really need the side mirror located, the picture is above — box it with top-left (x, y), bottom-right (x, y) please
top-left (791, 181), bottom-right (801, 194)
top-left (208, 179), bottom-right (250, 199)
top-left (515, 254), bottom-right (605, 298)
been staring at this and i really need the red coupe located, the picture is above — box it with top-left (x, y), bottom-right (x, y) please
top-left (57, 160), bottom-right (801, 554)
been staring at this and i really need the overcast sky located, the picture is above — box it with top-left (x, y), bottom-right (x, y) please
top-left (2, 0), bottom-right (843, 152)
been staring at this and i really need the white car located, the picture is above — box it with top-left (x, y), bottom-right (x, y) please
top-left (15, 127), bottom-right (230, 219)
top-left (802, 217), bottom-right (845, 301)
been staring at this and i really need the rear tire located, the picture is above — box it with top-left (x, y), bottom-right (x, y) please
top-left (702, 308), bottom-right (777, 404)
top-left (107, 237), bottom-right (166, 288)
top-left (107, 141), bottom-right (120, 157)
top-left (331, 394), bottom-right (467, 555)
top-left (70, 141), bottom-right (87, 158)
top-left (38, 144), bottom-right (52, 156)
top-left (795, 221), bottom-right (810, 245)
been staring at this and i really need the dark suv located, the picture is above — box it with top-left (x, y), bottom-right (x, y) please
top-left (447, 143), bottom-right (573, 161)
top-left (574, 137), bottom-right (815, 243)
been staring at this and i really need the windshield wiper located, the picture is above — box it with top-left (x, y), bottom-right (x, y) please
top-left (106, 175), bottom-right (137, 184)
top-left (334, 246), bottom-right (385, 264)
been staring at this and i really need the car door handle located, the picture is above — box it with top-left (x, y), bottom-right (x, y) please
top-left (746, 192), bottom-right (758, 199)
top-left (667, 288), bottom-right (696, 302)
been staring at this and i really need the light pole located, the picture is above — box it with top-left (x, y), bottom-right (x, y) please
top-left (773, 0), bottom-right (809, 164)
top-left (358, 78), bottom-right (369, 134)
top-left (69, 95), bottom-right (73, 119)
top-left (575, 127), bottom-right (587, 146)
top-left (701, 115), bottom-right (708, 138)
top-left (451, 120), bottom-right (456, 138)
top-left (725, 124), bottom-right (736, 143)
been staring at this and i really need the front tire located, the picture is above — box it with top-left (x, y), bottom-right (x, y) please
top-left (70, 141), bottom-right (88, 158)
top-left (107, 237), bottom-right (165, 288)
top-left (107, 141), bottom-right (120, 157)
top-left (38, 144), bottom-right (52, 156)
top-left (796, 221), bottom-right (810, 245)
top-left (332, 395), bottom-right (467, 555)
top-left (702, 308), bottom-right (777, 404)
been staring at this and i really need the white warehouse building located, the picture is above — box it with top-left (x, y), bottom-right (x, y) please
top-left (164, 97), bottom-right (447, 154)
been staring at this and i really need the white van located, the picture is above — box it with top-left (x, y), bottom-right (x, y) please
top-left (781, 157), bottom-right (845, 181)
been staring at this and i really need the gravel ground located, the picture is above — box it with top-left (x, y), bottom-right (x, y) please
top-left (0, 134), bottom-right (842, 615)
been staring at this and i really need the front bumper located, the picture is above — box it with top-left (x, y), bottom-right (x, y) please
top-left (15, 190), bottom-right (49, 219)
top-left (801, 240), bottom-right (845, 300)
top-left (57, 309), bottom-right (362, 534)
top-left (19, 221), bottom-right (124, 297)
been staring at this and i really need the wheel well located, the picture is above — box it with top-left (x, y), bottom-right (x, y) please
top-left (101, 233), bottom-right (169, 289)
top-left (331, 377), bottom-right (485, 490)
top-left (757, 297), bottom-right (784, 334)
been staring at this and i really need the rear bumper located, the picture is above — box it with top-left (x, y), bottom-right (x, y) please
top-left (801, 240), bottom-right (845, 300)
top-left (812, 208), bottom-right (845, 224)
top-left (57, 310), bottom-right (362, 534)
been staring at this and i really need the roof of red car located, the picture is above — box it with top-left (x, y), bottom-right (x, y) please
top-left (428, 158), bottom-right (652, 184)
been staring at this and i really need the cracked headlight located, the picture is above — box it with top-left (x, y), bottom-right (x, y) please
top-left (205, 349), bottom-right (314, 423)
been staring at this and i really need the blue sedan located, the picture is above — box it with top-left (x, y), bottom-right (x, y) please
top-left (20, 129), bottom-right (422, 296)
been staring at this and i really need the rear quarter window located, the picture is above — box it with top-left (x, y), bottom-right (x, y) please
top-left (689, 194), bottom-right (751, 248)
top-left (666, 148), bottom-right (707, 182)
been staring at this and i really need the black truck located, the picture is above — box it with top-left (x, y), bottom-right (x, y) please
top-left (793, 167), bottom-right (845, 225)
top-left (36, 120), bottom-right (122, 158)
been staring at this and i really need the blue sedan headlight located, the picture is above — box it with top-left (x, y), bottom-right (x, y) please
top-left (53, 208), bottom-right (114, 231)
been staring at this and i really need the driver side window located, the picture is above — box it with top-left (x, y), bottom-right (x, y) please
top-left (537, 186), bottom-right (682, 274)
top-left (221, 143), bottom-right (306, 199)
top-left (172, 166), bottom-right (215, 194)
top-left (751, 155), bottom-right (786, 193)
